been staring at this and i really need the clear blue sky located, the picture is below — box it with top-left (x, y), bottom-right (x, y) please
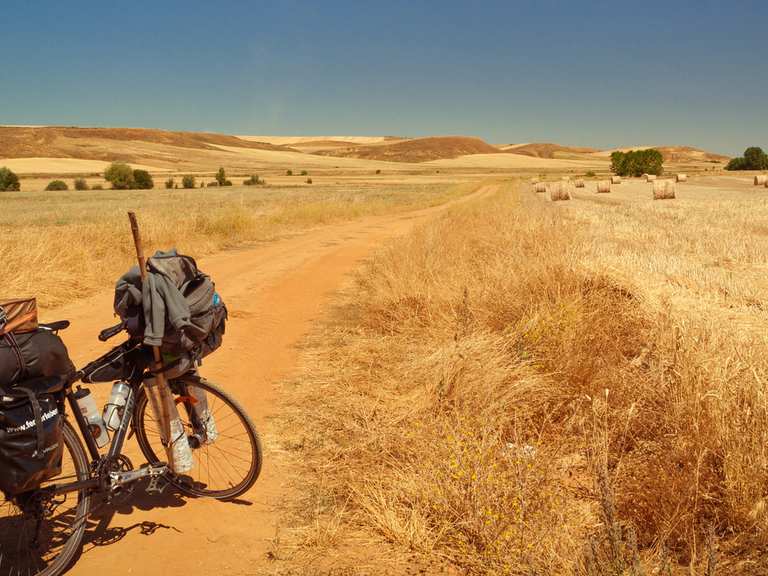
top-left (1, 0), bottom-right (765, 154)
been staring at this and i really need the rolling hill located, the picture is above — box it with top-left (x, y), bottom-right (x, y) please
top-left (312, 136), bottom-right (501, 162)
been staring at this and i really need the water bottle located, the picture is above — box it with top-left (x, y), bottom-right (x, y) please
top-left (73, 387), bottom-right (110, 448)
top-left (170, 417), bottom-right (194, 473)
top-left (103, 381), bottom-right (130, 431)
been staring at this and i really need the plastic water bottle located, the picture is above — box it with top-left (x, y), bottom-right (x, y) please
top-left (170, 417), bottom-right (194, 474)
top-left (73, 387), bottom-right (110, 448)
top-left (103, 381), bottom-right (130, 431)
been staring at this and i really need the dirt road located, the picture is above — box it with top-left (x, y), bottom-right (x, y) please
top-left (51, 183), bottom-right (495, 575)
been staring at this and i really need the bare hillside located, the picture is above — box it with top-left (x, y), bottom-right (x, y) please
top-left (502, 142), bottom-right (600, 158)
top-left (313, 136), bottom-right (500, 162)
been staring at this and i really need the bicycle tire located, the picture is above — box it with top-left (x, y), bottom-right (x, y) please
top-left (0, 419), bottom-right (91, 576)
top-left (133, 378), bottom-right (262, 500)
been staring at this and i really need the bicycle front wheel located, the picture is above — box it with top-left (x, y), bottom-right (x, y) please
top-left (134, 377), bottom-right (262, 500)
top-left (0, 419), bottom-right (91, 576)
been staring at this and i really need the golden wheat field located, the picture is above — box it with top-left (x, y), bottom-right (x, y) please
top-left (273, 175), bottom-right (768, 575)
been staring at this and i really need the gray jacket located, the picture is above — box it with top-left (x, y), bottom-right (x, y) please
top-left (114, 249), bottom-right (193, 347)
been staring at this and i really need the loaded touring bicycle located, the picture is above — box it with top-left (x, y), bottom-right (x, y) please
top-left (0, 219), bottom-right (262, 576)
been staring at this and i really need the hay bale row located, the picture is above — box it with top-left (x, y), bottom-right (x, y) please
top-left (755, 175), bottom-right (768, 186)
top-left (653, 180), bottom-right (676, 200)
top-left (534, 182), bottom-right (547, 193)
top-left (550, 181), bottom-right (572, 201)
top-left (575, 179), bottom-right (585, 188)
top-left (676, 173), bottom-right (688, 183)
top-left (596, 180), bottom-right (611, 193)
top-left (645, 174), bottom-right (657, 182)
top-left (611, 175), bottom-right (622, 184)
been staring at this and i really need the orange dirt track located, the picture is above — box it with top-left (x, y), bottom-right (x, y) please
top-left (51, 183), bottom-right (497, 575)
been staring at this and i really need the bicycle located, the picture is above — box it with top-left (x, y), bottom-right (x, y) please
top-left (0, 320), bottom-right (263, 576)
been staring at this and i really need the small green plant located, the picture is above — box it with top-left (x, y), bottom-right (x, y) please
top-left (585, 171), bottom-right (596, 177)
top-left (215, 167), bottom-right (227, 186)
top-left (0, 167), bottom-right (20, 191)
top-left (74, 178), bottom-right (88, 190)
top-left (165, 177), bottom-right (174, 189)
top-left (286, 169), bottom-right (293, 176)
top-left (182, 175), bottom-right (196, 189)
top-left (305, 177), bottom-right (313, 184)
top-left (132, 169), bottom-right (154, 189)
top-left (104, 162), bottom-right (135, 189)
top-left (300, 170), bottom-right (308, 176)
top-left (45, 179), bottom-right (68, 191)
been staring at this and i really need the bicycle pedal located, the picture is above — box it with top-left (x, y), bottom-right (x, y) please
top-left (146, 472), bottom-right (170, 495)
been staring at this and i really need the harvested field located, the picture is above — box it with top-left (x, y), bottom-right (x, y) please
top-left (274, 177), bottom-right (768, 574)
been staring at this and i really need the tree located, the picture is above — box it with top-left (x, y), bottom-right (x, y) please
top-left (215, 167), bottom-right (227, 186)
top-left (182, 175), bottom-right (196, 189)
top-left (726, 157), bottom-right (747, 171)
top-left (611, 149), bottom-right (663, 177)
top-left (0, 167), bottom-right (20, 191)
top-left (104, 162), bottom-right (135, 189)
top-left (74, 178), bottom-right (88, 190)
top-left (132, 169), bottom-right (154, 189)
top-left (45, 179), bottom-right (68, 191)
top-left (165, 177), bottom-right (174, 189)
top-left (744, 147), bottom-right (768, 170)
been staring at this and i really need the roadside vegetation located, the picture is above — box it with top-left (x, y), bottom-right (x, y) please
top-left (0, 167), bottom-right (20, 191)
top-left (277, 181), bottom-right (768, 574)
top-left (726, 146), bottom-right (768, 170)
top-left (0, 182), bottom-right (473, 308)
top-left (610, 149), bottom-right (663, 176)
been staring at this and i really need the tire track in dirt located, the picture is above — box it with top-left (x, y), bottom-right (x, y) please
top-left (51, 183), bottom-right (498, 575)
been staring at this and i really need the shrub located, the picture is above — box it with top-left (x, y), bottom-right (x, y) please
top-left (182, 175), bottom-right (196, 189)
top-left (74, 178), bottom-right (88, 190)
top-left (611, 149), bottom-right (663, 177)
top-left (222, 179), bottom-right (232, 186)
top-left (92, 183), bottom-right (103, 190)
top-left (45, 180), bottom-right (68, 191)
top-left (243, 175), bottom-right (264, 186)
top-left (286, 169), bottom-right (293, 176)
top-left (0, 167), bottom-right (21, 191)
top-left (725, 147), bottom-right (768, 171)
top-left (207, 181), bottom-right (219, 187)
top-left (306, 177), bottom-right (313, 184)
top-left (215, 167), bottom-right (227, 186)
top-left (104, 162), bottom-right (135, 189)
top-left (132, 169), bottom-right (154, 190)
top-left (165, 177), bottom-right (174, 189)
top-left (375, 169), bottom-right (381, 174)
top-left (585, 171), bottom-right (596, 177)
top-left (300, 170), bottom-right (308, 176)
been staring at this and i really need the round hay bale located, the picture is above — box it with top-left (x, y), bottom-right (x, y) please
top-left (653, 180), bottom-right (676, 200)
top-left (676, 173), bottom-right (688, 183)
top-left (646, 174), bottom-right (657, 182)
top-left (534, 182), bottom-right (547, 193)
top-left (596, 180), bottom-right (611, 193)
top-left (575, 179), bottom-right (585, 188)
top-left (754, 175), bottom-right (768, 186)
top-left (550, 181), bottom-right (572, 201)
top-left (611, 175), bottom-right (622, 184)
top-left (561, 176), bottom-right (570, 181)
top-left (765, 179), bottom-right (768, 189)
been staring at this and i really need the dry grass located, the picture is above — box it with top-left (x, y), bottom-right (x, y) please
top-left (276, 179), bottom-right (768, 574)
top-left (0, 182), bottom-right (471, 308)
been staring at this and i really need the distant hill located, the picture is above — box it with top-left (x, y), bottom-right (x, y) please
top-left (595, 145), bottom-right (730, 164)
top-left (0, 126), bottom-right (294, 162)
top-left (313, 136), bottom-right (500, 163)
top-left (501, 142), bottom-right (599, 158)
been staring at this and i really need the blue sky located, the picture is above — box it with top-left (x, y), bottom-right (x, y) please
top-left (1, 0), bottom-right (765, 154)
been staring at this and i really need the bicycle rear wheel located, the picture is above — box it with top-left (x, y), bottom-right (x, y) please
top-left (0, 419), bottom-right (91, 576)
top-left (134, 377), bottom-right (262, 500)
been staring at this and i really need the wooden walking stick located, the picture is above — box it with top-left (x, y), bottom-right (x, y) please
top-left (127, 211), bottom-right (175, 471)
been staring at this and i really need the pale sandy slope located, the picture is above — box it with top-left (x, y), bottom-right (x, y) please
top-left (238, 135), bottom-right (398, 145)
top-left (0, 157), bottom-right (164, 174)
top-left (425, 153), bottom-right (607, 170)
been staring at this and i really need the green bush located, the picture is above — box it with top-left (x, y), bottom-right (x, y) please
top-left (375, 169), bottom-right (381, 175)
top-left (286, 169), bottom-right (293, 176)
top-left (725, 147), bottom-right (768, 171)
top-left (165, 177), bottom-right (174, 189)
top-left (207, 181), bottom-right (219, 187)
top-left (104, 162), bottom-right (135, 189)
top-left (132, 169), bottom-right (154, 189)
top-left (300, 170), bottom-right (308, 176)
top-left (215, 167), bottom-right (227, 186)
top-left (306, 177), bottom-right (313, 184)
top-left (182, 175), bottom-right (196, 189)
top-left (45, 179), bottom-right (68, 191)
top-left (0, 167), bottom-right (21, 191)
top-left (585, 171), bottom-right (596, 177)
top-left (610, 149), bottom-right (663, 177)
top-left (74, 178), bottom-right (88, 190)
top-left (222, 179), bottom-right (233, 186)
top-left (243, 175), bottom-right (264, 186)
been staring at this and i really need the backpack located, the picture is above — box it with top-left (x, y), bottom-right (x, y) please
top-left (0, 378), bottom-right (64, 496)
top-left (115, 251), bottom-right (227, 364)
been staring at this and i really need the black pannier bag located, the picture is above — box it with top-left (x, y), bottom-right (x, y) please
top-left (81, 341), bottom-right (150, 384)
top-left (0, 328), bottom-right (75, 388)
top-left (0, 378), bottom-right (64, 496)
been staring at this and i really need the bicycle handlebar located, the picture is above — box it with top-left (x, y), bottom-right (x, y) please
top-left (98, 321), bottom-right (125, 342)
